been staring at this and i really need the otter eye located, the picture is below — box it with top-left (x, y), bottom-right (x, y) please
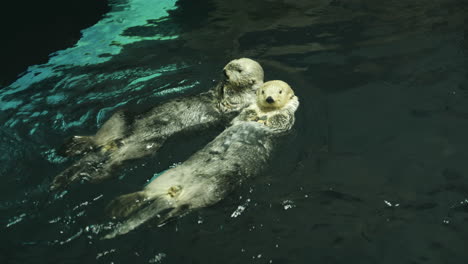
top-left (237, 69), bottom-right (243, 73)
top-left (279, 90), bottom-right (283, 94)
top-left (262, 90), bottom-right (265, 94)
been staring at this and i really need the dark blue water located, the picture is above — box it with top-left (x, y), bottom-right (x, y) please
top-left (1, 0), bottom-right (468, 263)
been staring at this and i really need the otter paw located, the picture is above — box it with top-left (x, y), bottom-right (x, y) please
top-left (219, 101), bottom-right (236, 113)
top-left (167, 185), bottom-right (182, 198)
top-left (100, 140), bottom-right (123, 153)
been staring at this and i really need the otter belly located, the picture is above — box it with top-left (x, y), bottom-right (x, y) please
top-left (104, 122), bottom-right (279, 239)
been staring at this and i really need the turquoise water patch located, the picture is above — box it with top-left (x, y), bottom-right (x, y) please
top-left (1, 0), bottom-right (179, 106)
top-left (52, 74), bottom-right (90, 91)
top-left (0, 99), bottom-right (23, 111)
top-left (0, 3), bottom-right (207, 205)
top-left (0, 0), bottom-right (203, 139)
top-left (3, 66), bottom-right (58, 96)
top-left (154, 82), bottom-right (200, 96)
top-left (6, 119), bottom-right (20, 128)
top-left (128, 72), bottom-right (162, 86)
top-left (127, 64), bottom-right (184, 87)
top-left (53, 111), bottom-right (93, 131)
top-left (30, 111), bottom-right (48, 118)
top-left (46, 94), bottom-right (67, 104)
top-left (42, 149), bottom-right (68, 164)
top-left (29, 124), bottom-right (39, 136)
top-left (96, 101), bottom-right (128, 126)
top-left (2, 65), bottom-right (199, 133)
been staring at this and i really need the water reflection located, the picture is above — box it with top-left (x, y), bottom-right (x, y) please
top-left (0, 0), bottom-right (185, 137)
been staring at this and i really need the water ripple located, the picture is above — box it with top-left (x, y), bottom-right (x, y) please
top-left (0, 0), bottom-right (189, 138)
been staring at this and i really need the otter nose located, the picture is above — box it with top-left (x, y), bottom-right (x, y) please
top-left (266, 96), bottom-right (274, 104)
top-left (223, 69), bottom-right (229, 79)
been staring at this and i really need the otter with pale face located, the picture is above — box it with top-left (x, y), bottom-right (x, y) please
top-left (103, 80), bottom-right (299, 239)
top-left (235, 80), bottom-right (298, 132)
top-left (50, 58), bottom-right (264, 191)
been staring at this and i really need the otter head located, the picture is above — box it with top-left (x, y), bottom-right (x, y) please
top-left (256, 80), bottom-right (295, 111)
top-left (223, 58), bottom-right (264, 90)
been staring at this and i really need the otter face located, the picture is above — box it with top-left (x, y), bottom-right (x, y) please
top-left (223, 58), bottom-right (264, 89)
top-left (256, 80), bottom-right (294, 111)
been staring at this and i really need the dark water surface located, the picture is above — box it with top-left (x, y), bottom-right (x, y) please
top-left (1, 0), bottom-right (468, 263)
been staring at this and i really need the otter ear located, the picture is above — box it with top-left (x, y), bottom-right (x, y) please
top-left (288, 88), bottom-right (295, 99)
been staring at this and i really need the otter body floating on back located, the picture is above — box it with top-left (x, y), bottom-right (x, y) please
top-left (50, 58), bottom-right (264, 191)
top-left (103, 80), bottom-right (299, 239)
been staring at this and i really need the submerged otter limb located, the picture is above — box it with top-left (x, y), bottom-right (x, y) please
top-left (58, 110), bottom-right (129, 157)
top-left (103, 191), bottom-right (189, 239)
top-left (50, 139), bottom-right (164, 190)
top-left (50, 151), bottom-right (113, 191)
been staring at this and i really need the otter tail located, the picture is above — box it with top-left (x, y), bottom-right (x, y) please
top-left (50, 151), bottom-right (112, 191)
top-left (103, 193), bottom-right (189, 239)
top-left (58, 135), bottom-right (96, 157)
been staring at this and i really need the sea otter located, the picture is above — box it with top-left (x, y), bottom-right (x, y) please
top-left (103, 80), bottom-right (299, 239)
top-left (50, 58), bottom-right (264, 191)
